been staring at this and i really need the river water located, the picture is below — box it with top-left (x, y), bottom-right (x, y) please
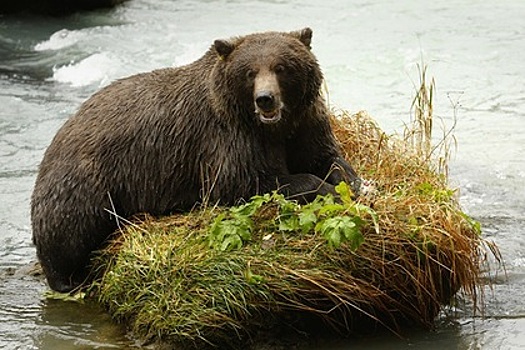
top-left (1, 0), bottom-right (524, 349)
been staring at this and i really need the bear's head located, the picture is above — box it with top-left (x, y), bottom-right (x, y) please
top-left (211, 28), bottom-right (323, 126)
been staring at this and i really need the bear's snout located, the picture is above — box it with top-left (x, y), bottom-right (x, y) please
top-left (253, 71), bottom-right (283, 124)
top-left (255, 91), bottom-right (277, 112)
top-left (254, 90), bottom-right (282, 124)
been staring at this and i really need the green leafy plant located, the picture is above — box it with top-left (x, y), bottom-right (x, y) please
top-left (208, 213), bottom-right (252, 251)
top-left (208, 193), bottom-right (272, 251)
top-left (316, 216), bottom-right (364, 250)
top-left (207, 182), bottom-right (376, 251)
top-left (415, 182), bottom-right (456, 202)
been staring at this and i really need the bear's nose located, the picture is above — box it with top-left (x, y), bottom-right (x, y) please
top-left (255, 91), bottom-right (276, 112)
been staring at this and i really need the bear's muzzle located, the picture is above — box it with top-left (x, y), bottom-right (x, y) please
top-left (254, 91), bottom-right (283, 124)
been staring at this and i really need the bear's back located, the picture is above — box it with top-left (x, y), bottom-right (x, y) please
top-left (35, 57), bottom-right (220, 216)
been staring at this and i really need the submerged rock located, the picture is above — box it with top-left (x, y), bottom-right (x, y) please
top-left (0, 0), bottom-right (128, 15)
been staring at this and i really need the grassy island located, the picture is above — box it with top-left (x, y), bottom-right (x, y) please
top-left (88, 106), bottom-right (492, 348)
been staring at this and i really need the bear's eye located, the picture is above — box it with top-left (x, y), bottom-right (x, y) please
top-left (274, 64), bottom-right (286, 74)
top-left (246, 69), bottom-right (257, 80)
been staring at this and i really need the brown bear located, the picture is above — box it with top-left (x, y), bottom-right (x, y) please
top-left (31, 28), bottom-right (362, 292)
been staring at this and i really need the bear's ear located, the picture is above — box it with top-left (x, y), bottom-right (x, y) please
top-left (214, 39), bottom-right (235, 60)
top-left (290, 27), bottom-right (313, 49)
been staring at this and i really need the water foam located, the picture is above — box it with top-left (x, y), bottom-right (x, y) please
top-left (34, 29), bottom-right (84, 51)
top-left (52, 53), bottom-right (119, 87)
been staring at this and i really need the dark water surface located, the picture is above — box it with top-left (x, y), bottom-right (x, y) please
top-left (1, 0), bottom-right (524, 349)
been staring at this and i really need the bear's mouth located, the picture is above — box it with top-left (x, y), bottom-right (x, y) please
top-left (257, 109), bottom-right (282, 124)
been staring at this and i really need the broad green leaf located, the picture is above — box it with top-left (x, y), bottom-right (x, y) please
top-left (208, 216), bottom-right (252, 251)
top-left (342, 220), bottom-right (364, 251)
top-left (221, 234), bottom-right (242, 251)
top-left (335, 181), bottom-right (354, 205)
top-left (279, 200), bottom-right (299, 215)
top-left (279, 214), bottom-right (300, 232)
top-left (231, 193), bottom-right (271, 217)
top-left (326, 228), bottom-right (341, 248)
top-left (231, 201), bottom-right (259, 217)
top-left (318, 217), bottom-right (344, 248)
top-left (317, 216), bottom-right (365, 251)
top-left (298, 210), bottom-right (317, 232)
top-left (318, 203), bottom-right (345, 216)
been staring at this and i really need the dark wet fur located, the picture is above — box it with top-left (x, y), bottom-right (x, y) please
top-left (31, 28), bottom-right (360, 292)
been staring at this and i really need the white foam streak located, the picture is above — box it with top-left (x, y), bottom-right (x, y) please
top-left (34, 29), bottom-right (84, 51)
top-left (52, 53), bottom-right (118, 87)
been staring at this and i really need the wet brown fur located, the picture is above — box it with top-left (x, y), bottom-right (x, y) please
top-left (31, 28), bottom-right (360, 292)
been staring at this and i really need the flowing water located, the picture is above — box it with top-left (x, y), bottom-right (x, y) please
top-left (1, 0), bottom-right (524, 348)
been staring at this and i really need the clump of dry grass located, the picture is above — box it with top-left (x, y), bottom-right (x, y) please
top-left (332, 109), bottom-right (483, 313)
top-left (89, 106), bottom-right (492, 348)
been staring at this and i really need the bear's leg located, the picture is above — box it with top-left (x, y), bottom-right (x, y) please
top-left (33, 213), bottom-right (109, 293)
top-left (38, 252), bottom-right (87, 292)
top-left (32, 178), bottom-right (114, 292)
top-left (36, 226), bottom-right (107, 292)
